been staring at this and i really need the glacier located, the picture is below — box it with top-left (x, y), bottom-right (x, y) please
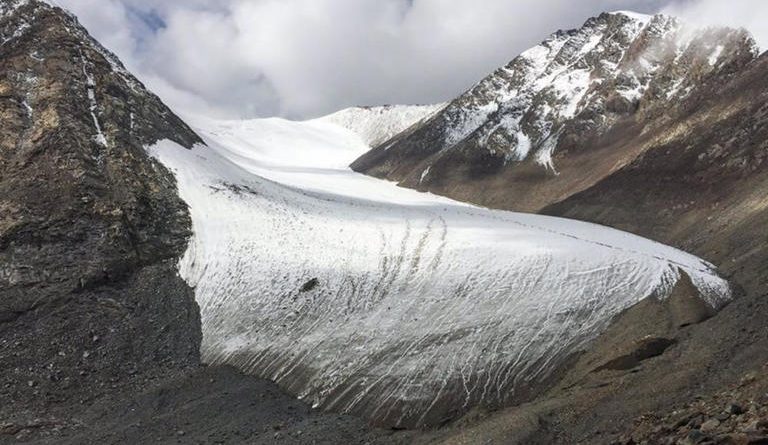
top-left (148, 112), bottom-right (730, 428)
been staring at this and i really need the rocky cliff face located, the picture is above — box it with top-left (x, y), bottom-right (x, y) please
top-left (351, 12), bottom-right (758, 212)
top-left (0, 0), bottom-right (203, 429)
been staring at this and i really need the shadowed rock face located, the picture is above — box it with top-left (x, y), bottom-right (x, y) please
top-left (0, 0), bottom-right (203, 425)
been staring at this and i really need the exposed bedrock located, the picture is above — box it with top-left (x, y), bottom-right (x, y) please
top-left (0, 0), bottom-right (203, 431)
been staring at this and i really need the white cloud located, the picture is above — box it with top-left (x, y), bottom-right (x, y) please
top-left (48, 0), bottom-right (764, 119)
top-left (662, 0), bottom-right (768, 49)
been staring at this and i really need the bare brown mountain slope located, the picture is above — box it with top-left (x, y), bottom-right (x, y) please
top-left (542, 51), bottom-right (768, 298)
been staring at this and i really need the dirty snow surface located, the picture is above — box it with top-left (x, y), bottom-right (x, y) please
top-left (148, 115), bottom-right (730, 428)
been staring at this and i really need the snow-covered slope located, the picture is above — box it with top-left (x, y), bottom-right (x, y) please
top-left (351, 11), bottom-right (758, 180)
top-left (315, 104), bottom-right (445, 147)
top-left (148, 116), bottom-right (730, 428)
top-left (0, 0), bottom-right (30, 17)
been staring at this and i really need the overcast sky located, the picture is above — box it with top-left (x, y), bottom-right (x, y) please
top-left (47, 0), bottom-right (767, 119)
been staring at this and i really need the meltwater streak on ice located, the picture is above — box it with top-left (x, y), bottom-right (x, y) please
top-left (148, 114), bottom-right (730, 428)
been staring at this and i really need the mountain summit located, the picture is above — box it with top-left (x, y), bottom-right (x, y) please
top-left (351, 11), bottom-right (757, 207)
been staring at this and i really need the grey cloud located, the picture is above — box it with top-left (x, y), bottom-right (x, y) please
top-left (49, 0), bottom-right (763, 119)
top-left (662, 0), bottom-right (768, 48)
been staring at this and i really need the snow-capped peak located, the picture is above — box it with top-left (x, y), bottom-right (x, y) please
top-left (609, 10), bottom-right (654, 25)
top-left (352, 11), bottom-right (757, 183)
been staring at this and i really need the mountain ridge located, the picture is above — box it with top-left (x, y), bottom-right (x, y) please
top-left (315, 103), bottom-right (445, 147)
top-left (350, 11), bottom-right (758, 210)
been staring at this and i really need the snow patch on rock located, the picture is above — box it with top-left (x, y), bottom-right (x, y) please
top-left (610, 10), bottom-right (653, 25)
top-left (80, 52), bottom-right (107, 147)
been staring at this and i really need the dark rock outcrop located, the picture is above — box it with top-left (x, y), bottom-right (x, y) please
top-left (0, 0), bottom-right (203, 430)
